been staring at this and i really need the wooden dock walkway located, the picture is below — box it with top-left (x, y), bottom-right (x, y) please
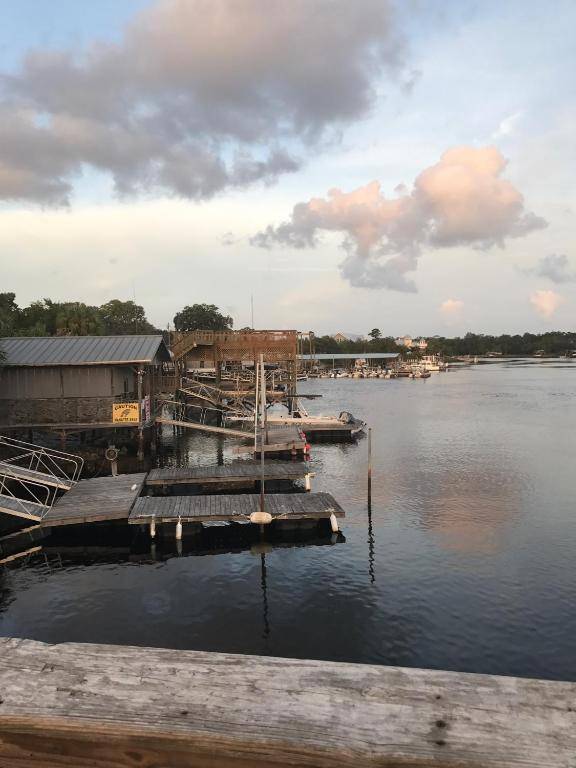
top-left (1, 637), bottom-right (574, 768)
top-left (41, 473), bottom-right (147, 528)
top-left (130, 492), bottom-right (343, 525)
top-left (146, 461), bottom-right (313, 488)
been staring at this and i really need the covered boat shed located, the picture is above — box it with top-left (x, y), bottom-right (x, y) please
top-left (0, 336), bottom-right (171, 436)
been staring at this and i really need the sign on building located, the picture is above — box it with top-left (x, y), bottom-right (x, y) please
top-left (112, 402), bottom-right (140, 424)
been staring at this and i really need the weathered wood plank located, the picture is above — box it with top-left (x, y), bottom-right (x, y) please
top-left (0, 638), bottom-right (574, 768)
top-left (146, 462), bottom-right (313, 486)
top-left (129, 493), bottom-right (344, 524)
top-left (41, 474), bottom-right (147, 527)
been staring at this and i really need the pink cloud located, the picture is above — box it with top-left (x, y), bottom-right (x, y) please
top-left (529, 290), bottom-right (564, 319)
top-left (253, 146), bottom-right (546, 290)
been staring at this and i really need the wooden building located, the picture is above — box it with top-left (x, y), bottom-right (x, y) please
top-left (0, 336), bottom-right (171, 437)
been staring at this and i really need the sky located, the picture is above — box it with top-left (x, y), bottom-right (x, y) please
top-left (0, 0), bottom-right (575, 336)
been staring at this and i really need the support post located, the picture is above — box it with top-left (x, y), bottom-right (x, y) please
top-left (259, 354), bottom-right (266, 514)
top-left (137, 368), bottom-right (144, 460)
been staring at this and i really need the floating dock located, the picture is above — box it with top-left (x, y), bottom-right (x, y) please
top-left (130, 492), bottom-right (343, 526)
top-left (33, 472), bottom-right (342, 531)
top-left (145, 462), bottom-right (313, 490)
top-left (41, 473), bottom-right (147, 528)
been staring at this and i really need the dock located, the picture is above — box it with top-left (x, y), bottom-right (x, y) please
top-left (130, 492), bottom-right (343, 525)
top-left (0, 637), bottom-right (574, 768)
top-left (235, 424), bottom-right (308, 457)
top-left (41, 473), bottom-right (147, 528)
top-left (145, 461), bottom-right (313, 490)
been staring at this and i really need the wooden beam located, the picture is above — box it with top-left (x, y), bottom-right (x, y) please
top-left (155, 417), bottom-right (251, 439)
top-left (0, 638), bottom-right (574, 767)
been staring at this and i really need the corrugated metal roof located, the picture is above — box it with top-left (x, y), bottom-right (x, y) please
top-left (0, 336), bottom-right (171, 366)
top-left (299, 353), bottom-right (399, 360)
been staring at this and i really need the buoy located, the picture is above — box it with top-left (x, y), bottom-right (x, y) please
top-left (150, 519), bottom-right (156, 538)
top-left (176, 518), bottom-right (182, 540)
top-left (250, 511), bottom-right (273, 525)
top-left (305, 473), bottom-right (311, 491)
top-left (329, 512), bottom-right (339, 533)
top-left (131, 484), bottom-right (137, 491)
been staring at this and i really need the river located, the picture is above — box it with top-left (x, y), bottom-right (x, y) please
top-left (1, 359), bottom-right (575, 681)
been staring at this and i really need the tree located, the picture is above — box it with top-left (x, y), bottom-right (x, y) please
top-left (99, 299), bottom-right (156, 335)
top-left (173, 304), bottom-right (233, 332)
top-left (54, 302), bottom-right (104, 336)
top-left (368, 328), bottom-right (382, 341)
top-left (0, 293), bottom-right (19, 335)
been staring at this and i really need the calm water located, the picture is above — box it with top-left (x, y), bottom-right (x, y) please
top-left (1, 360), bottom-right (576, 681)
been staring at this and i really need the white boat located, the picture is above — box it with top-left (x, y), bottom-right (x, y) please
top-left (420, 355), bottom-right (446, 372)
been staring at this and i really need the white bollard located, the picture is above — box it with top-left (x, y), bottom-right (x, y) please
top-left (176, 518), bottom-right (182, 540)
top-left (305, 473), bottom-right (311, 492)
top-left (150, 519), bottom-right (156, 539)
top-left (329, 513), bottom-right (339, 533)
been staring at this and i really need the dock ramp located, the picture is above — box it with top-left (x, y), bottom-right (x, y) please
top-left (0, 436), bottom-right (83, 491)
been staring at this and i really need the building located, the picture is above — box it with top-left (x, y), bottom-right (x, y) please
top-left (332, 333), bottom-right (364, 343)
top-left (0, 336), bottom-right (171, 437)
top-left (394, 336), bottom-right (428, 351)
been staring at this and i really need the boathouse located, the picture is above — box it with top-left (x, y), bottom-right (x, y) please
top-left (0, 335), bottom-right (171, 432)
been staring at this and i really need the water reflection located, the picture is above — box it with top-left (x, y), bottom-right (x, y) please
top-left (367, 502), bottom-right (376, 584)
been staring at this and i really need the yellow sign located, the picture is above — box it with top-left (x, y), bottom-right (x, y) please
top-left (112, 402), bottom-right (140, 424)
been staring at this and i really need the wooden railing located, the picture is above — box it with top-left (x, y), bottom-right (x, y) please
top-left (0, 638), bottom-right (574, 767)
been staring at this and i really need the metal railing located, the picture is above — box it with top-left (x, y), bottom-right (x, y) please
top-left (0, 473), bottom-right (53, 520)
top-left (0, 436), bottom-right (84, 486)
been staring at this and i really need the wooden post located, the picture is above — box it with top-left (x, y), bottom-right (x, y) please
top-left (367, 426), bottom-right (372, 506)
top-left (137, 368), bottom-right (144, 460)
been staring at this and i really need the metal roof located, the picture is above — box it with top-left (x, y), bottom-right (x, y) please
top-left (0, 336), bottom-right (171, 367)
top-left (299, 353), bottom-right (399, 361)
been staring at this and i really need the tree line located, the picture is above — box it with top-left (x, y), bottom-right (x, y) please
top-left (312, 331), bottom-right (576, 357)
top-left (0, 294), bottom-right (233, 337)
top-left (1, 293), bottom-right (574, 356)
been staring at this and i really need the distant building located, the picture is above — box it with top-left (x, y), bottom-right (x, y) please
top-left (332, 332), bottom-right (364, 343)
top-left (395, 336), bottom-right (428, 350)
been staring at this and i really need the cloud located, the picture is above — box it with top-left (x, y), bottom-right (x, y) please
top-left (529, 289), bottom-right (564, 319)
top-left (530, 253), bottom-right (576, 284)
top-left (440, 298), bottom-right (464, 316)
top-left (491, 110), bottom-right (524, 140)
top-left (0, 0), bottom-right (406, 205)
top-left (252, 146), bottom-right (546, 290)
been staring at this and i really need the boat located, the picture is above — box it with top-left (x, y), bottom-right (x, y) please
top-left (420, 355), bottom-right (445, 372)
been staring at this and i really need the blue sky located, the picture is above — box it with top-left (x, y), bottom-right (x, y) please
top-left (1, 0), bottom-right (574, 335)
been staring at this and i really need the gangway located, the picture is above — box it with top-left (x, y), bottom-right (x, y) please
top-left (0, 473), bottom-right (54, 522)
top-left (0, 436), bottom-right (83, 491)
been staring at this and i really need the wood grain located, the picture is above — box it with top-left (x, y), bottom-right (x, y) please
top-left (129, 492), bottom-right (344, 524)
top-left (0, 638), bottom-right (574, 767)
